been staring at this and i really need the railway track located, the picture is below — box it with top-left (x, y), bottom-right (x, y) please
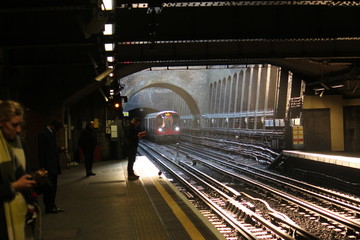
top-left (139, 142), bottom-right (318, 240)
top-left (179, 142), bottom-right (360, 209)
top-left (162, 141), bottom-right (360, 239)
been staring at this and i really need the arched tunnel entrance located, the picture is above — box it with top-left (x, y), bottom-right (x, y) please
top-left (123, 82), bottom-right (202, 129)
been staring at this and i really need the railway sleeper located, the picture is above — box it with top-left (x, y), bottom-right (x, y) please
top-left (183, 191), bottom-right (194, 199)
top-left (243, 215), bottom-right (256, 225)
top-left (251, 231), bottom-right (273, 238)
top-left (242, 202), bottom-right (256, 212)
top-left (199, 210), bottom-right (212, 215)
top-left (318, 217), bottom-right (350, 235)
top-left (232, 206), bottom-right (245, 218)
top-left (349, 211), bottom-right (360, 218)
top-left (232, 206), bottom-right (243, 216)
top-left (296, 207), bottom-right (307, 214)
top-left (226, 202), bottom-right (239, 213)
top-left (309, 214), bottom-right (320, 221)
top-left (236, 210), bottom-right (247, 220)
top-left (345, 229), bottom-right (360, 239)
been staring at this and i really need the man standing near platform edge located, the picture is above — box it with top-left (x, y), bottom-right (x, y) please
top-left (123, 117), bottom-right (146, 180)
top-left (79, 121), bottom-right (97, 177)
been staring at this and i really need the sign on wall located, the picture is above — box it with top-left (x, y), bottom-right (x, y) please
top-left (292, 125), bottom-right (304, 149)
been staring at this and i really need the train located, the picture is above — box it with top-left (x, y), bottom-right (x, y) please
top-left (143, 111), bottom-right (181, 142)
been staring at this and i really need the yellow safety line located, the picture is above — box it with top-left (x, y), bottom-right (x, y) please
top-left (153, 180), bottom-right (206, 240)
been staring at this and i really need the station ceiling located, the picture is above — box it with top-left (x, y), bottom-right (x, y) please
top-left (1, 1), bottom-right (360, 109)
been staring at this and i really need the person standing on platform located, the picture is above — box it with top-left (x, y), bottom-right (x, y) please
top-left (78, 121), bottom-right (97, 177)
top-left (0, 100), bottom-right (37, 240)
top-left (123, 117), bottom-right (146, 180)
top-left (38, 119), bottom-right (65, 214)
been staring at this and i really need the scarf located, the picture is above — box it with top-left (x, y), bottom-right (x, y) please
top-left (0, 131), bottom-right (28, 240)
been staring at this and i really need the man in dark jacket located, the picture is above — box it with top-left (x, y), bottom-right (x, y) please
top-left (123, 118), bottom-right (146, 180)
top-left (38, 119), bottom-right (64, 214)
top-left (78, 121), bottom-right (97, 177)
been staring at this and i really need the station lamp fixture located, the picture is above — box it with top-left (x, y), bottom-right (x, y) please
top-left (108, 94), bottom-right (121, 110)
top-left (112, 96), bottom-right (128, 110)
top-left (104, 43), bottom-right (114, 51)
top-left (101, 0), bottom-right (115, 69)
top-left (101, 0), bottom-right (114, 11)
top-left (103, 24), bottom-right (114, 35)
top-left (114, 101), bottom-right (121, 109)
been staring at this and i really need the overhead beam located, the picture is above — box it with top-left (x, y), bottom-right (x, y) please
top-left (117, 1), bottom-right (360, 8)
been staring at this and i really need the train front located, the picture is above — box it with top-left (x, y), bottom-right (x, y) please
top-left (156, 111), bottom-right (181, 142)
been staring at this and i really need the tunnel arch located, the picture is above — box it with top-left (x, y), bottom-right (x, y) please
top-left (124, 82), bottom-right (201, 119)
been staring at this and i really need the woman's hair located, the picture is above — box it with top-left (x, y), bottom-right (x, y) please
top-left (0, 100), bottom-right (24, 123)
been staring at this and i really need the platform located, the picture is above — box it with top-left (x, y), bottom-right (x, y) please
top-left (282, 150), bottom-right (360, 170)
top-left (40, 156), bottom-right (226, 240)
top-left (279, 150), bottom-right (360, 185)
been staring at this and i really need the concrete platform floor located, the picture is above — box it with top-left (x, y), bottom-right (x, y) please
top-left (38, 157), bottom-right (226, 240)
top-left (40, 159), bottom-right (139, 240)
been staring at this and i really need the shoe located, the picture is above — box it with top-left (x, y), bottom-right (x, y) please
top-left (45, 207), bottom-right (63, 214)
top-left (128, 175), bottom-right (139, 180)
top-left (56, 207), bottom-right (65, 213)
top-left (86, 172), bottom-right (96, 177)
top-left (45, 208), bottom-right (58, 214)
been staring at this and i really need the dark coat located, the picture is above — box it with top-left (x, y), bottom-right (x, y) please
top-left (38, 127), bottom-right (61, 175)
top-left (123, 123), bottom-right (140, 153)
top-left (78, 126), bottom-right (97, 151)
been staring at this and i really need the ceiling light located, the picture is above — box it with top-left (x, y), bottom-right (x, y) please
top-left (331, 84), bottom-right (344, 89)
top-left (103, 24), bottom-right (114, 35)
top-left (313, 88), bottom-right (325, 91)
top-left (102, 0), bottom-right (114, 10)
top-left (132, 3), bottom-right (148, 8)
top-left (107, 56), bottom-right (114, 62)
top-left (105, 43), bottom-right (114, 51)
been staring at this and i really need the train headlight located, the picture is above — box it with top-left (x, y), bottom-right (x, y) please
top-left (175, 127), bottom-right (180, 131)
top-left (158, 128), bottom-right (163, 132)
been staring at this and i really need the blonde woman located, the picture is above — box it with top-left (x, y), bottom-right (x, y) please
top-left (0, 100), bottom-right (36, 240)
